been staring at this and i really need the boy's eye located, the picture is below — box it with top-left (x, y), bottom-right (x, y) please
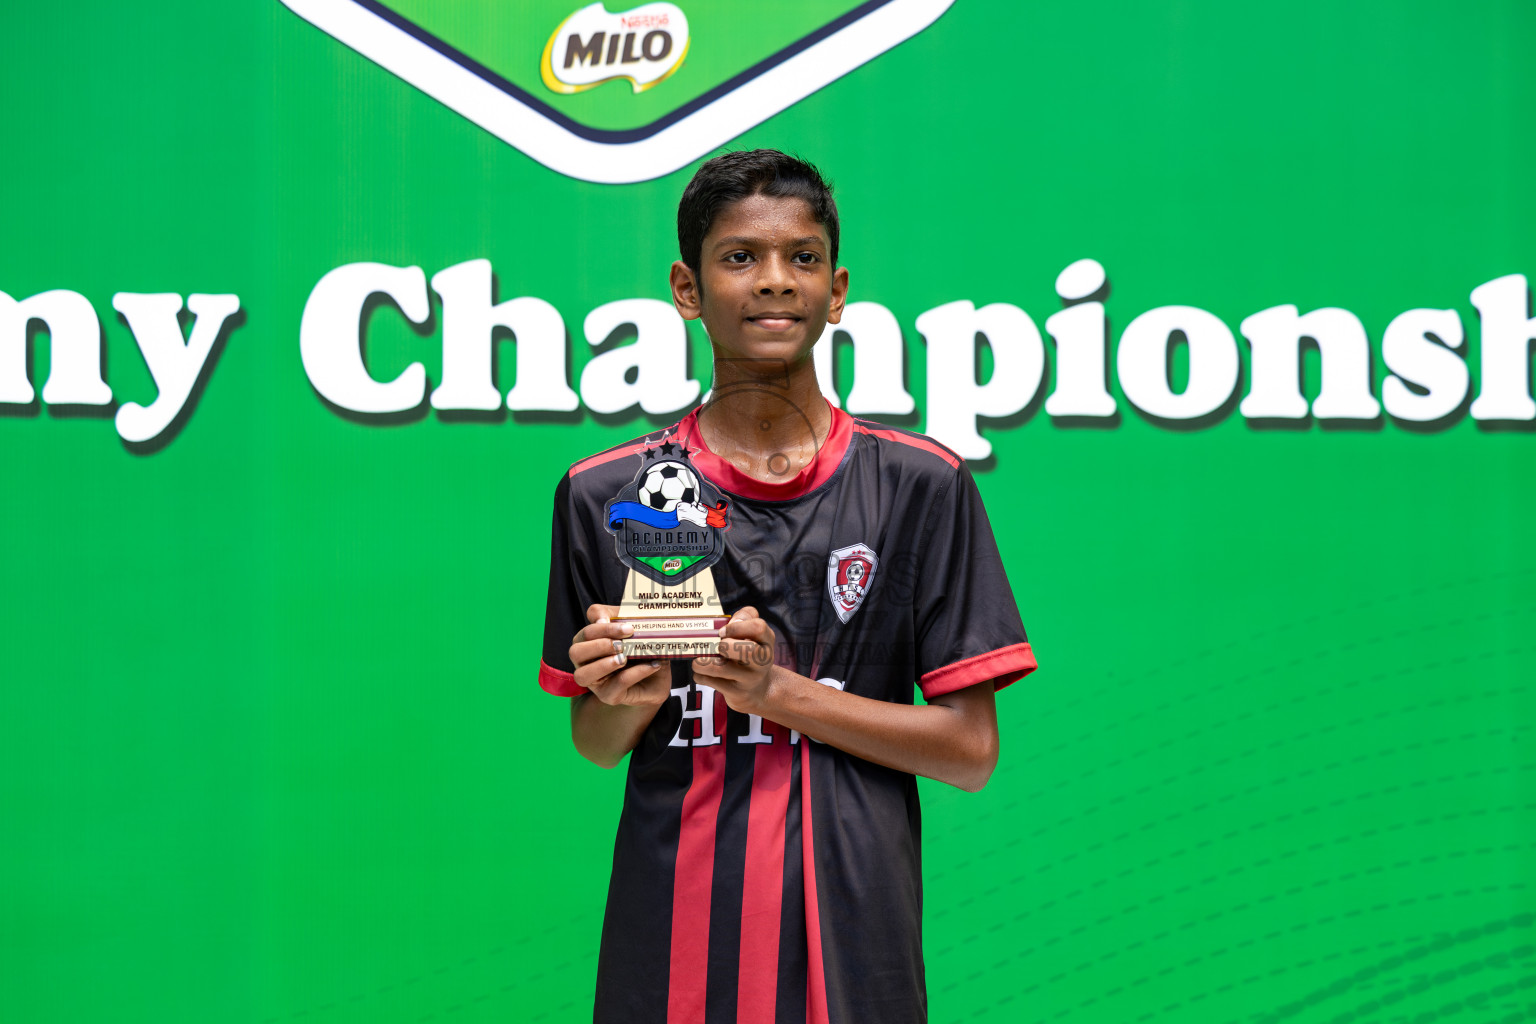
top-left (725, 251), bottom-right (753, 264)
top-left (793, 252), bottom-right (819, 264)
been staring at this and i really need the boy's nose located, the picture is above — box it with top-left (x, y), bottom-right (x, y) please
top-left (755, 255), bottom-right (795, 294)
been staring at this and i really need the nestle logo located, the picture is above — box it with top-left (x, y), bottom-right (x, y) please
top-left (543, 3), bottom-right (689, 95)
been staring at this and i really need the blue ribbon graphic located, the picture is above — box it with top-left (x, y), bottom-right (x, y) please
top-left (608, 500), bottom-right (682, 531)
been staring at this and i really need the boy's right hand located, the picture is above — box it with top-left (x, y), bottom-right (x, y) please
top-left (570, 604), bottom-right (671, 707)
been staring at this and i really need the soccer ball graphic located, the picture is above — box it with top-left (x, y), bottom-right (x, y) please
top-left (638, 461), bottom-right (699, 513)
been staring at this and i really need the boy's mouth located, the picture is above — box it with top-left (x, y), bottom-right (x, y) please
top-left (747, 314), bottom-right (801, 331)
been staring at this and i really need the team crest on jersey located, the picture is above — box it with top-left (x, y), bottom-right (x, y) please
top-left (827, 543), bottom-right (878, 623)
top-left (604, 441), bottom-right (730, 585)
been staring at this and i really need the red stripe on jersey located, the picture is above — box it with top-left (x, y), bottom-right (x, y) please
top-left (667, 742), bottom-right (727, 1024)
top-left (851, 423), bottom-right (961, 469)
top-left (673, 402), bottom-right (854, 501)
top-left (538, 659), bottom-right (582, 697)
top-left (919, 641), bottom-right (1037, 699)
top-left (800, 742), bottom-right (831, 1024)
top-left (568, 441), bottom-right (652, 478)
top-left (736, 742), bottom-right (793, 1024)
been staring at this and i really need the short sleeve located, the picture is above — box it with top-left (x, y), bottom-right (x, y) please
top-left (539, 473), bottom-right (603, 697)
top-left (914, 465), bottom-right (1037, 700)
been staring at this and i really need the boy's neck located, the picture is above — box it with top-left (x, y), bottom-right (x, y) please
top-left (697, 359), bottom-right (833, 484)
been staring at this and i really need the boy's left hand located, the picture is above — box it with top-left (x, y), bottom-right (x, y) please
top-left (692, 606), bottom-right (777, 713)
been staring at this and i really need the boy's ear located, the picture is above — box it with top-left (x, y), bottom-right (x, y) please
top-left (670, 260), bottom-right (702, 321)
top-left (827, 265), bottom-right (850, 325)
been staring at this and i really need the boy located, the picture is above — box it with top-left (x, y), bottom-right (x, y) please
top-left (540, 150), bottom-right (1035, 1024)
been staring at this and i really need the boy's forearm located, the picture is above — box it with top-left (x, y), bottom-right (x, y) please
top-left (745, 669), bottom-right (1000, 792)
top-left (571, 693), bottom-right (664, 769)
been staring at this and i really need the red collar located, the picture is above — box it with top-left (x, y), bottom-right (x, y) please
top-left (673, 401), bottom-right (853, 501)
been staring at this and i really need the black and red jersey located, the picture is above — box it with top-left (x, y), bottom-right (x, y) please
top-left (541, 403), bottom-right (1035, 1024)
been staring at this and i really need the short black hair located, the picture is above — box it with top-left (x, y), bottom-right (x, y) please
top-left (677, 150), bottom-right (840, 276)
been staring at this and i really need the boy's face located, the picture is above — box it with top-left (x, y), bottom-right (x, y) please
top-left (670, 193), bottom-right (849, 369)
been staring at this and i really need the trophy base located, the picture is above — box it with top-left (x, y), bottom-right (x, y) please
top-left (615, 616), bottom-right (729, 660)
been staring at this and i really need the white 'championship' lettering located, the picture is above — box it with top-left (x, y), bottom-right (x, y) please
top-left (9, 262), bottom-right (1532, 451)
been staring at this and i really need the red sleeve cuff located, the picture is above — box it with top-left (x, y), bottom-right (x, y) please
top-left (539, 659), bottom-right (583, 697)
top-left (919, 642), bottom-right (1037, 700)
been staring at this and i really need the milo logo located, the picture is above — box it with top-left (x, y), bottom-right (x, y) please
top-left (541, 3), bottom-right (689, 94)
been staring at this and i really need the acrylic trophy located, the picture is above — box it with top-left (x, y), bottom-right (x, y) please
top-left (602, 442), bottom-right (731, 659)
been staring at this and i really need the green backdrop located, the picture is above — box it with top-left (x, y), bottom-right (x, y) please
top-left (2, 2), bottom-right (1532, 1022)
